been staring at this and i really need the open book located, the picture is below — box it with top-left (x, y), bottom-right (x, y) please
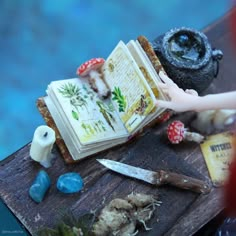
top-left (39, 36), bottom-right (169, 162)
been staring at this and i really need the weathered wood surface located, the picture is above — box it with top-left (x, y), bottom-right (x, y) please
top-left (1, 9), bottom-right (236, 236)
top-left (166, 9), bottom-right (236, 235)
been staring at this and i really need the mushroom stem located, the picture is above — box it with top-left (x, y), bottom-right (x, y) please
top-left (88, 70), bottom-right (110, 99)
top-left (184, 131), bottom-right (204, 143)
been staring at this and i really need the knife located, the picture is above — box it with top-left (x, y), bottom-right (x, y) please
top-left (97, 159), bottom-right (211, 194)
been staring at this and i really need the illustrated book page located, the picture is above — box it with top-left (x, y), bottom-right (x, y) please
top-left (102, 41), bottom-right (157, 134)
top-left (126, 40), bottom-right (167, 129)
top-left (46, 78), bottom-right (129, 148)
top-left (44, 95), bottom-right (127, 161)
top-left (43, 38), bottom-right (168, 161)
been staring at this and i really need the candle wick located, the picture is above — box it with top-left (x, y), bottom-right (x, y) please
top-left (43, 132), bottom-right (48, 138)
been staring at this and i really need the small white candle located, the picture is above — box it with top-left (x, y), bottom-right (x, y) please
top-left (30, 125), bottom-right (56, 168)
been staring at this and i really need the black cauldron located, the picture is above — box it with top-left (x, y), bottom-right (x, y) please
top-left (152, 27), bottom-right (223, 94)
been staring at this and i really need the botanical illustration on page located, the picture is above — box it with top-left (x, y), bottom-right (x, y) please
top-left (103, 41), bottom-right (156, 133)
top-left (50, 79), bottom-right (128, 144)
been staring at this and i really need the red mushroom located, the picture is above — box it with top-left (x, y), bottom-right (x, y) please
top-left (77, 58), bottom-right (110, 99)
top-left (167, 120), bottom-right (204, 144)
top-left (156, 111), bottom-right (172, 123)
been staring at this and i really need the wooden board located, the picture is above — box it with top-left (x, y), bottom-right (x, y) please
top-left (0, 8), bottom-right (236, 236)
top-left (0, 129), bottom-right (208, 235)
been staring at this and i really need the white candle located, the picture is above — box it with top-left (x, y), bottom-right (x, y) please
top-left (30, 125), bottom-right (56, 168)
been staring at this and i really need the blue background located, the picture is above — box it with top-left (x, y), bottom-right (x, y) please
top-left (0, 0), bottom-right (232, 235)
top-left (0, 0), bottom-right (232, 161)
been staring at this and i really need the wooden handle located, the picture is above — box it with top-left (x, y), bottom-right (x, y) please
top-left (155, 170), bottom-right (211, 194)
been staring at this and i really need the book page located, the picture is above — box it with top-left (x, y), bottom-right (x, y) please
top-left (45, 95), bottom-right (128, 161)
top-left (127, 40), bottom-right (161, 100)
top-left (102, 41), bottom-right (156, 133)
top-left (48, 79), bottom-right (128, 145)
top-left (127, 40), bottom-right (168, 129)
top-left (134, 40), bottom-right (169, 101)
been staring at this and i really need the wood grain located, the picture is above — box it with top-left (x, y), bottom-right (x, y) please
top-left (0, 8), bottom-right (236, 236)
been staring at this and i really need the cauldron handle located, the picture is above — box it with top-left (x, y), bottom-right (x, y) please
top-left (212, 49), bottom-right (223, 78)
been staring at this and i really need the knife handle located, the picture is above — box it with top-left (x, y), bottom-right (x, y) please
top-left (156, 170), bottom-right (211, 194)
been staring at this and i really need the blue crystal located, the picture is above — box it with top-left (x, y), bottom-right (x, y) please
top-left (57, 172), bottom-right (83, 194)
top-left (29, 170), bottom-right (51, 203)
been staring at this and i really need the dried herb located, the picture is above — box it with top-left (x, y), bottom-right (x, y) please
top-left (37, 212), bottom-right (95, 236)
top-left (92, 193), bottom-right (161, 235)
top-left (37, 193), bottom-right (160, 236)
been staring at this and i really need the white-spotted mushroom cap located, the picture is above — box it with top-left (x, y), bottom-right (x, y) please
top-left (76, 58), bottom-right (105, 77)
top-left (157, 111), bottom-right (171, 123)
top-left (167, 120), bottom-right (185, 144)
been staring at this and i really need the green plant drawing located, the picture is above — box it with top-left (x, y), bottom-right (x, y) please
top-left (82, 84), bottom-right (95, 101)
top-left (107, 102), bottom-right (115, 113)
top-left (81, 123), bottom-right (89, 134)
top-left (58, 82), bottom-right (80, 98)
top-left (98, 120), bottom-right (106, 131)
top-left (72, 110), bottom-right (79, 120)
top-left (93, 124), bottom-right (98, 133)
top-left (81, 121), bottom-right (107, 135)
top-left (96, 101), bottom-right (116, 131)
top-left (70, 96), bottom-right (88, 112)
top-left (111, 87), bottom-right (127, 112)
top-left (94, 122), bottom-right (102, 132)
top-left (87, 124), bottom-right (95, 135)
top-left (58, 83), bottom-right (88, 117)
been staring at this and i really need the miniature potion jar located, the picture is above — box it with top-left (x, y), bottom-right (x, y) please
top-left (152, 27), bottom-right (223, 94)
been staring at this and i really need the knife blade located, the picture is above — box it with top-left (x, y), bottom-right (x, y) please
top-left (97, 159), bottom-right (211, 194)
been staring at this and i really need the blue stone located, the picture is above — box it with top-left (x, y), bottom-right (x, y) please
top-left (57, 172), bottom-right (83, 194)
top-left (29, 170), bottom-right (51, 203)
